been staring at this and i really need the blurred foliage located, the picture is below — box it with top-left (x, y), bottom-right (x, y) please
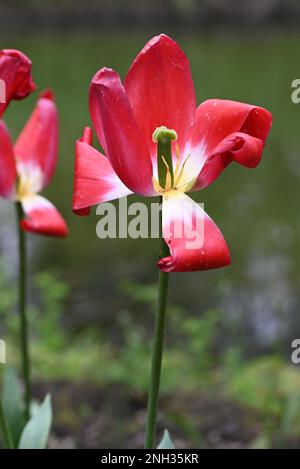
top-left (227, 356), bottom-right (300, 446)
top-left (0, 265), bottom-right (220, 391)
top-left (1, 0), bottom-right (300, 32)
top-left (1, 263), bottom-right (300, 447)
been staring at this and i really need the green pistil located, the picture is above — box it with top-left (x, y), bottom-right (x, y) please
top-left (152, 126), bottom-right (177, 188)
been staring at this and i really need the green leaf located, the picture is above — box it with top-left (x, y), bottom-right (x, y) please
top-left (0, 397), bottom-right (14, 448)
top-left (157, 429), bottom-right (175, 449)
top-left (18, 395), bottom-right (52, 449)
top-left (2, 367), bottom-right (24, 448)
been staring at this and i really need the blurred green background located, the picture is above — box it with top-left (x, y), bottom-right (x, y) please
top-left (1, 0), bottom-right (300, 449)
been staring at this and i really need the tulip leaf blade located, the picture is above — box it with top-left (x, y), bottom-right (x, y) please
top-left (2, 366), bottom-right (24, 448)
top-left (18, 394), bottom-right (52, 449)
top-left (157, 429), bottom-right (175, 449)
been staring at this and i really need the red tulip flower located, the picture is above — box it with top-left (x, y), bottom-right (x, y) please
top-left (0, 91), bottom-right (68, 237)
top-left (73, 34), bottom-right (271, 272)
top-left (0, 49), bottom-right (35, 117)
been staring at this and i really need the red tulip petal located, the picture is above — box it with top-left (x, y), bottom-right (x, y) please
top-left (125, 34), bottom-right (196, 161)
top-left (14, 91), bottom-right (58, 189)
top-left (0, 120), bottom-right (17, 198)
top-left (158, 191), bottom-right (230, 272)
top-left (196, 132), bottom-right (264, 189)
top-left (0, 49), bottom-right (35, 117)
top-left (89, 68), bottom-right (154, 196)
top-left (21, 195), bottom-right (68, 237)
top-left (73, 127), bottom-right (132, 216)
top-left (183, 99), bottom-right (272, 190)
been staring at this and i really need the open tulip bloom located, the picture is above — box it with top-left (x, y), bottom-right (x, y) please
top-left (0, 90), bottom-right (68, 237)
top-left (0, 88), bottom-right (67, 423)
top-left (73, 34), bottom-right (272, 448)
top-left (74, 34), bottom-right (271, 272)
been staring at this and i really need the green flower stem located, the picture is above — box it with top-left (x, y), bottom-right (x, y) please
top-left (144, 233), bottom-right (170, 449)
top-left (16, 202), bottom-right (31, 421)
top-left (144, 126), bottom-right (175, 449)
top-left (0, 398), bottom-right (13, 449)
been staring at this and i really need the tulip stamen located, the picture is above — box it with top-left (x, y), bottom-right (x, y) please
top-left (152, 126), bottom-right (196, 194)
top-left (152, 176), bottom-right (163, 194)
top-left (173, 143), bottom-right (181, 181)
top-left (152, 131), bottom-right (196, 194)
top-left (173, 152), bottom-right (191, 189)
top-left (160, 155), bottom-right (172, 192)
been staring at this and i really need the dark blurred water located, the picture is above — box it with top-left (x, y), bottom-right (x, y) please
top-left (1, 31), bottom-right (300, 352)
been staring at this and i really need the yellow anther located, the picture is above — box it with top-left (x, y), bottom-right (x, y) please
top-left (174, 153), bottom-right (191, 188)
top-left (174, 143), bottom-right (181, 181)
